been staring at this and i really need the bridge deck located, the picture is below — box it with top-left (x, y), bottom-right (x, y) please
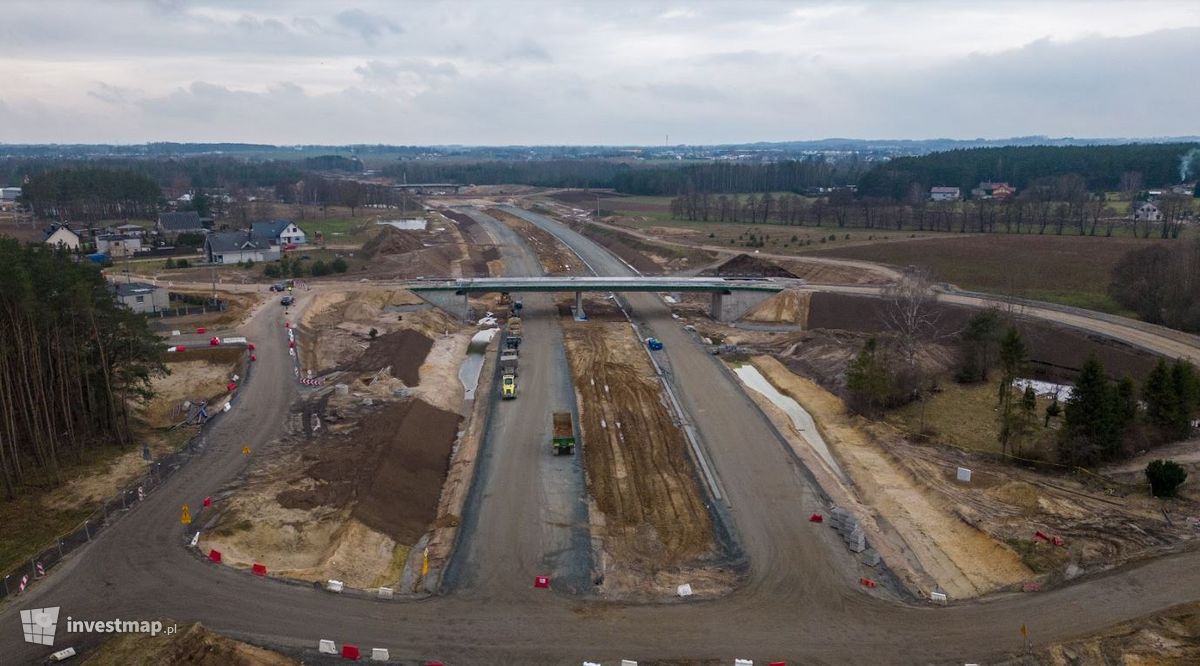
top-left (408, 276), bottom-right (789, 294)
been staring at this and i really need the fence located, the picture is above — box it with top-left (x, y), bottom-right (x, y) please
top-left (147, 302), bottom-right (227, 319)
top-left (0, 349), bottom-right (248, 601)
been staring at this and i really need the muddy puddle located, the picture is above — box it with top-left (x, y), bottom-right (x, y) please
top-left (734, 364), bottom-right (847, 483)
top-left (459, 328), bottom-right (498, 400)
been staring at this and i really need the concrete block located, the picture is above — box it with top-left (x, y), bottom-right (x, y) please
top-left (677, 583), bottom-right (693, 597)
top-left (371, 647), bottom-right (390, 661)
top-left (377, 586), bottom-right (393, 599)
top-left (318, 639), bottom-right (337, 654)
top-left (956, 467), bottom-right (972, 483)
top-left (326, 579), bottom-right (344, 593)
top-left (860, 549), bottom-right (881, 567)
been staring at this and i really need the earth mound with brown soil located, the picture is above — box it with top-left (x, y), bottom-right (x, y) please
top-left (82, 621), bottom-right (295, 666)
top-left (361, 226), bottom-right (425, 257)
top-left (276, 398), bottom-right (460, 544)
top-left (346, 329), bottom-right (433, 385)
top-left (701, 253), bottom-right (798, 278)
top-left (743, 289), bottom-right (811, 324)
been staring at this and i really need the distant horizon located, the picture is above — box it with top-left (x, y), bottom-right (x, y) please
top-left (2, 135), bottom-right (1199, 150)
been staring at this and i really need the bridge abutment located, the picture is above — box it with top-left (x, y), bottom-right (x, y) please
top-left (710, 290), bottom-right (773, 322)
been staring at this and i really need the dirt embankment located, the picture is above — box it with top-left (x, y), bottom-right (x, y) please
top-left (742, 289), bottom-right (811, 325)
top-left (484, 207), bottom-right (580, 274)
top-left (562, 319), bottom-right (726, 597)
top-left (751, 356), bottom-right (1032, 599)
top-left (1023, 601), bottom-right (1200, 665)
top-left (345, 329), bottom-right (433, 385)
top-left (82, 622), bottom-right (295, 666)
top-left (700, 253), bottom-right (799, 278)
top-left (564, 219), bottom-right (717, 274)
top-left (439, 208), bottom-right (503, 277)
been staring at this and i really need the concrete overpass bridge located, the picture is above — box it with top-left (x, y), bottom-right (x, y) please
top-left (409, 276), bottom-right (790, 321)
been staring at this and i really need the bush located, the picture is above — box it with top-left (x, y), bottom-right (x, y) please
top-left (369, 328), bottom-right (378, 339)
top-left (176, 258), bottom-right (190, 268)
top-left (164, 258), bottom-right (176, 269)
top-left (331, 257), bottom-right (348, 273)
top-left (175, 232), bottom-right (205, 248)
top-left (310, 260), bottom-right (329, 277)
top-left (263, 263), bottom-right (281, 278)
top-left (1146, 459), bottom-right (1188, 497)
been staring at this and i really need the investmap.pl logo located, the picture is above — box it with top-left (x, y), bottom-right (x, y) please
top-left (20, 606), bottom-right (171, 646)
top-left (19, 607), bottom-right (59, 646)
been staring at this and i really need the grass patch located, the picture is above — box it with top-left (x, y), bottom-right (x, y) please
top-left (369, 543), bottom-right (413, 588)
top-left (886, 381), bottom-right (1056, 459)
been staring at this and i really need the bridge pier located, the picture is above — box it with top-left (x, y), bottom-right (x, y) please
top-left (710, 290), bottom-right (774, 322)
top-left (574, 291), bottom-right (587, 321)
top-left (414, 290), bottom-right (471, 322)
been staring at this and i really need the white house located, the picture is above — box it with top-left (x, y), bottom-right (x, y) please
top-left (1134, 202), bottom-right (1162, 222)
top-left (95, 234), bottom-right (143, 258)
top-left (205, 231), bottom-right (280, 265)
top-left (44, 225), bottom-right (81, 250)
top-left (251, 220), bottom-right (307, 247)
top-left (929, 186), bottom-right (961, 202)
top-left (113, 281), bottom-right (169, 314)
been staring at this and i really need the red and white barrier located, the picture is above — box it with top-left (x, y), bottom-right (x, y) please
top-left (208, 550), bottom-right (222, 563)
top-left (18, 574), bottom-right (28, 593)
top-left (341, 644), bottom-right (360, 660)
top-left (534, 575), bottom-right (550, 588)
top-left (251, 563), bottom-right (267, 576)
top-left (36, 561), bottom-right (45, 577)
top-left (859, 577), bottom-right (877, 589)
top-left (808, 513), bottom-right (824, 523)
top-left (300, 378), bottom-right (324, 386)
top-left (202, 496), bottom-right (212, 507)
top-left (326, 579), bottom-right (345, 593)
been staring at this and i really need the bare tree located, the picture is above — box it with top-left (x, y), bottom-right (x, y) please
top-left (881, 266), bottom-right (942, 429)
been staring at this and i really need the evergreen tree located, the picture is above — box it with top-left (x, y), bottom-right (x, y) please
top-left (847, 337), bottom-right (892, 417)
top-left (1168, 360), bottom-right (1200, 440)
top-left (996, 327), bottom-right (1026, 455)
top-left (1142, 358), bottom-right (1176, 431)
top-left (1061, 355), bottom-right (1118, 465)
top-left (958, 308), bottom-right (1004, 382)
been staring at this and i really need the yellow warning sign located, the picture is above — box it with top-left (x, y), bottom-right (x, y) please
top-left (242, 446), bottom-right (251, 455)
top-left (421, 548), bottom-right (430, 577)
top-left (181, 504), bottom-right (192, 525)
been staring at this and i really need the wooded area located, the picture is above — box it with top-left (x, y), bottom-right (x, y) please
top-left (857, 143), bottom-right (1199, 199)
top-left (19, 168), bottom-right (162, 222)
top-left (0, 239), bottom-right (163, 498)
top-left (1109, 240), bottom-right (1200, 332)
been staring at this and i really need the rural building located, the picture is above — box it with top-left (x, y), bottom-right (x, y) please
top-left (929, 186), bottom-right (961, 201)
top-left (113, 223), bottom-right (146, 237)
top-left (204, 231), bottom-right (280, 265)
top-left (157, 211), bottom-right (211, 238)
top-left (250, 219), bottom-right (307, 247)
top-left (0, 186), bottom-right (20, 201)
top-left (971, 182), bottom-right (1016, 199)
top-left (112, 281), bottom-right (169, 314)
top-left (43, 224), bottom-right (81, 250)
top-left (1134, 202), bottom-right (1163, 222)
top-left (95, 234), bottom-right (143, 257)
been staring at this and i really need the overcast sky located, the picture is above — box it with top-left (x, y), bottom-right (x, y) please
top-left (1, 0), bottom-right (1198, 145)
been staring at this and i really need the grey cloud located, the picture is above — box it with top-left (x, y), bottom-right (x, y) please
top-left (503, 38), bottom-right (552, 63)
top-left (355, 59), bottom-right (458, 86)
top-left (335, 8), bottom-right (402, 41)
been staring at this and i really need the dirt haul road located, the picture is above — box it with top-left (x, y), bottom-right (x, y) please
top-left (10, 210), bottom-right (1200, 664)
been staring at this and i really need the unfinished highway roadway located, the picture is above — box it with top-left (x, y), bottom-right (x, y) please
top-left (5, 208), bottom-right (1200, 665)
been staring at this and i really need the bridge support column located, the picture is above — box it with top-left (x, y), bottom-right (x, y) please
top-left (710, 290), bottom-right (775, 322)
top-left (413, 290), bottom-right (471, 322)
top-left (574, 291), bottom-right (587, 321)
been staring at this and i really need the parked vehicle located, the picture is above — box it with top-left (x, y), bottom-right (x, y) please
top-left (646, 337), bottom-right (663, 351)
top-left (281, 296), bottom-right (295, 306)
top-left (552, 412), bottom-right (575, 455)
top-left (500, 350), bottom-right (519, 400)
top-left (270, 282), bottom-right (285, 292)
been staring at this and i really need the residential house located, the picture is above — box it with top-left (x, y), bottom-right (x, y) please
top-left (43, 224), bottom-right (81, 250)
top-left (95, 233), bottom-right (143, 258)
top-left (1134, 202), bottom-right (1162, 222)
top-left (113, 281), bottom-right (169, 314)
top-left (250, 219), bottom-right (307, 247)
top-left (157, 211), bottom-right (211, 239)
top-left (970, 181), bottom-right (1017, 200)
top-left (0, 187), bottom-right (20, 201)
top-left (204, 231), bottom-right (280, 265)
top-left (929, 186), bottom-right (961, 202)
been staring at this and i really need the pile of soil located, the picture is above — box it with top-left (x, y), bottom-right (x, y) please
top-left (346, 329), bottom-right (433, 384)
top-left (701, 253), bottom-right (798, 278)
top-left (277, 399), bottom-right (460, 544)
top-left (361, 226), bottom-right (425, 257)
top-left (743, 289), bottom-right (811, 324)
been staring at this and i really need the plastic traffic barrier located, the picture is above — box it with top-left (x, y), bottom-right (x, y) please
top-left (202, 496), bottom-right (212, 507)
top-left (370, 648), bottom-right (390, 661)
top-left (341, 644), bottom-right (360, 660)
top-left (809, 513), bottom-right (824, 523)
top-left (318, 639), bottom-right (338, 655)
top-left (251, 563), bottom-right (267, 576)
top-left (326, 579), bottom-right (345, 593)
top-left (534, 575), bottom-right (550, 588)
top-left (208, 549), bottom-right (222, 563)
top-left (196, 327), bottom-right (206, 334)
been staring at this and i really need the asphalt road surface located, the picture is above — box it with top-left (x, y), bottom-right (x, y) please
top-left (5, 210), bottom-right (1200, 665)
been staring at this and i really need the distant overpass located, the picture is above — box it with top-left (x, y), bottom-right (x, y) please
top-left (392, 183), bottom-right (462, 193)
top-left (409, 276), bottom-right (790, 321)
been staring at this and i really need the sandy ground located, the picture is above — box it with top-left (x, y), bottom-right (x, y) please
top-left (82, 621), bottom-right (296, 666)
top-left (750, 355), bottom-right (1033, 599)
top-left (742, 288), bottom-right (812, 325)
top-left (1010, 601), bottom-right (1200, 665)
top-left (485, 206), bottom-right (581, 274)
top-left (562, 318), bottom-right (729, 598)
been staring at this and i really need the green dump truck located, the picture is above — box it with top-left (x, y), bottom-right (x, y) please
top-left (551, 412), bottom-right (575, 456)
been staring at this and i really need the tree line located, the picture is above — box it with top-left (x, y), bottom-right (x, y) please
top-left (1109, 240), bottom-right (1200, 332)
top-left (857, 143), bottom-right (1199, 199)
top-left (0, 239), bottom-right (163, 498)
top-left (19, 168), bottom-right (162, 222)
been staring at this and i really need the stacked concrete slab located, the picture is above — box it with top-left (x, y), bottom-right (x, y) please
top-left (829, 506), bottom-right (867, 554)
